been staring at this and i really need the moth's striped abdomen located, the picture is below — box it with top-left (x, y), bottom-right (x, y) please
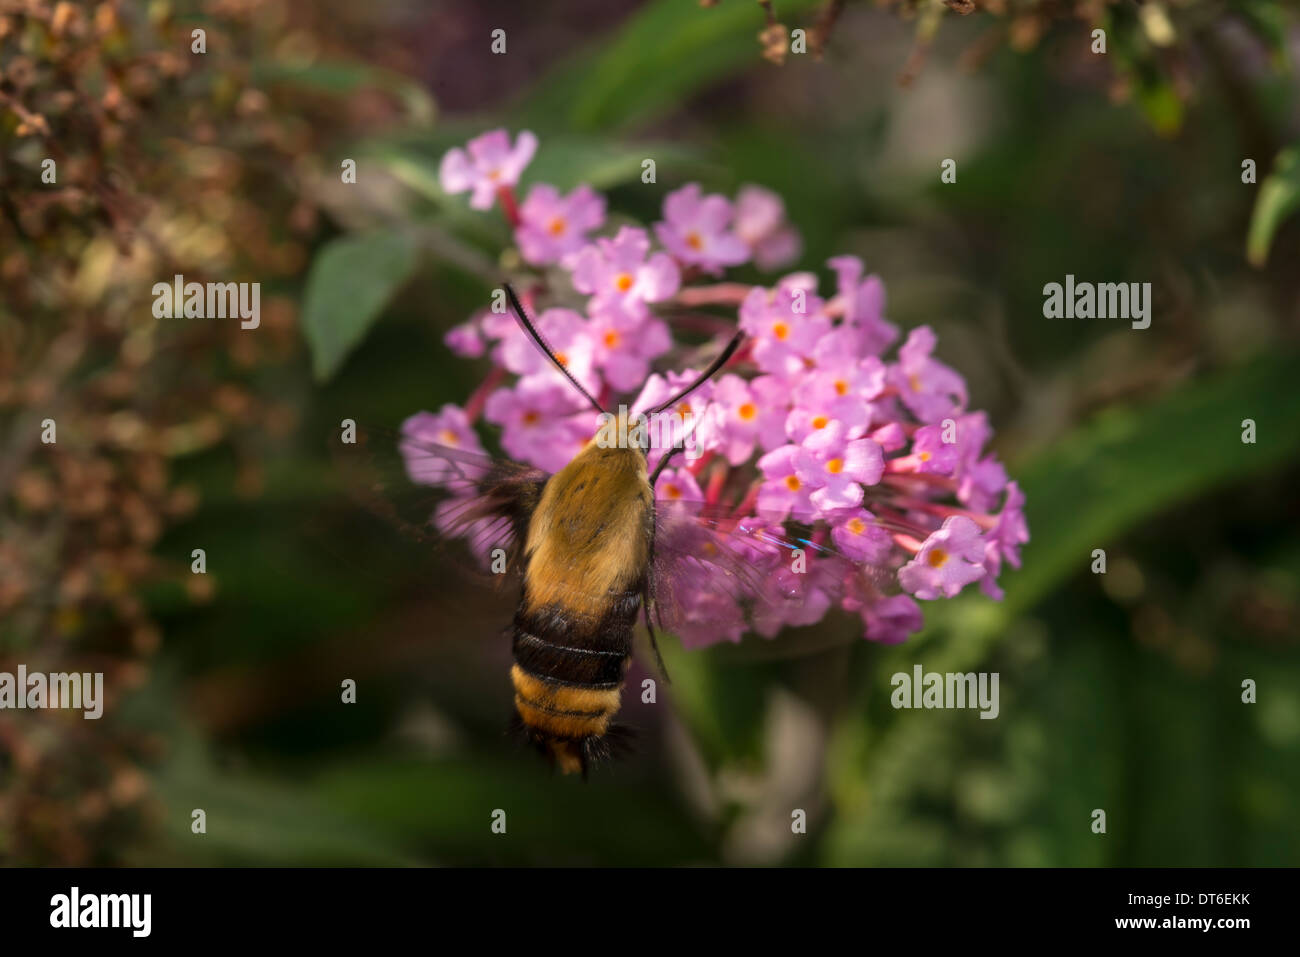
top-left (509, 586), bottom-right (642, 774)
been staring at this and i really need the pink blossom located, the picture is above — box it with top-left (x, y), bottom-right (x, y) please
top-left (444, 318), bottom-right (485, 359)
top-left (988, 481), bottom-right (1028, 569)
top-left (906, 423), bottom-right (960, 475)
top-left (497, 307), bottom-right (599, 394)
top-left (752, 375), bottom-right (796, 451)
top-left (794, 421), bottom-right (885, 513)
top-left (735, 185), bottom-right (802, 271)
top-left (829, 255), bottom-right (898, 357)
top-left (753, 561), bottom-right (835, 637)
top-left (587, 309), bottom-right (672, 392)
top-left (756, 444), bottom-right (814, 520)
top-left (401, 406), bottom-right (487, 485)
top-left (858, 594), bottom-right (924, 644)
top-left (830, 508), bottom-right (895, 564)
top-left (889, 326), bottom-right (969, 424)
top-left (654, 184), bottom-right (750, 274)
top-left (571, 226), bottom-right (680, 323)
top-left (418, 127), bottom-right (1027, 651)
top-left (515, 183), bottom-right (605, 266)
top-left (739, 282), bottom-right (830, 379)
top-left (483, 380), bottom-right (589, 472)
top-left (699, 374), bottom-right (761, 465)
top-left (898, 516), bottom-right (987, 600)
top-left (439, 129), bottom-right (538, 210)
top-left (654, 467), bottom-right (705, 504)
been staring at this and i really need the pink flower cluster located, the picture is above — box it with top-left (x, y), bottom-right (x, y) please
top-left (412, 128), bottom-right (1028, 648)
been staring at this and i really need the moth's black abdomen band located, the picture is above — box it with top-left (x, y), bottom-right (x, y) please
top-left (512, 627), bottom-right (628, 685)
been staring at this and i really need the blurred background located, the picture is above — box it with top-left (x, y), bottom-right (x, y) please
top-left (2, 0), bottom-right (1298, 866)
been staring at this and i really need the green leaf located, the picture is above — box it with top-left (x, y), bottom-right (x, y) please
top-left (252, 60), bottom-right (436, 125)
top-left (520, 0), bottom-right (821, 132)
top-left (1246, 146), bottom-right (1300, 268)
top-left (519, 135), bottom-right (713, 192)
top-left (301, 230), bottom-right (421, 382)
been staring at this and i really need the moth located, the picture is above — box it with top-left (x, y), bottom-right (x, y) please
top-left (341, 285), bottom-right (907, 777)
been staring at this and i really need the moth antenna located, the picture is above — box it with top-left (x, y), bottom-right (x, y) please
top-left (504, 283), bottom-right (606, 415)
top-left (647, 330), bottom-right (745, 415)
top-left (648, 396), bottom-right (715, 486)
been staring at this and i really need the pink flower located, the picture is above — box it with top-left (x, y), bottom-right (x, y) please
top-left (444, 318), bottom-right (485, 358)
top-left (756, 444), bottom-right (814, 520)
top-left (414, 130), bottom-right (1028, 652)
top-left (497, 307), bottom-right (599, 394)
top-left (654, 467), bottom-right (705, 504)
top-left (830, 508), bottom-right (894, 564)
top-left (988, 481), bottom-right (1029, 569)
top-left (871, 422), bottom-right (908, 452)
top-left (859, 594), bottom-right (924, 644)
top-left (483, 380), bottom-right (589, 472)
top-left (734, 185), bottom-right (801, 271)
top-left (571, 226), bottom-right (680, 323)
top-left (753, 559), bottom-right (836, 637)
top-left (889, 326), bottom-right (969, 424)
top-left (400, 406), bottom-right (486, 485)
top-left (978, 482), bottom-right (1028, 600)
top-left (906, 424), bottom-right (960, 475)
top-left (828, 255), bottom-right (898, 357)
top-left (739, 281), bottom-right (830, 379)
top-left (672, 586), bottom-right (748, 649)
top-left (790, 355), bottom-right (885, 438)
top-left (440, 129), bottom-right (538, 210)
top-left (794, 421), bottom-right (885, 513)
top-left (515, 183), bottom-right (606, 266)
top-left (654, 184), bottom-right (750, 274)
top-left (751, 375), bottom-right (796, 451)
top-left (898, 517), bottom-right (987, 600)
top-left (587, 308), bottom-right (672, 392)
top-left (699, 374), bottom-right (761, 465)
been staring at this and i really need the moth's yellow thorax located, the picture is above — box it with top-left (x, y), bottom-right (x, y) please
top-left (523, 440), bottom-right (651, 619)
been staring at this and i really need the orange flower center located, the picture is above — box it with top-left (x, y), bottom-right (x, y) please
top-left (926, 547), bottom-right (949, 569)
top-left (772, 321), bottom-right (790, 341)
top-left (737, 402), bottom-right (757, 421)
top-left (554, 352), bottom-right (569, 366)
top-left (811, 415), bottom-right (829, 430)
top-left (615, 273), bottom-right (634, 293)
top-left (784, 475), bottom-right (801, 492)
top-left (826, 458), bottom-right (844, 474)
top-left (848, 518), bottom-right (865, 535)
top-left (603, 330), bottom-right (620, 348)
top-left (548, 217), bottom-right (567, 236)
top-left (834, 379), bottom-right (849, 396)
top-left (685, 230), bottom-right (703, 250)
top-left (908, 372), bottom-right (922, 393)
top-left (664, 484), bottom-right (682, 500)
top-left (438, 429), bottom-right (459, 446)
top-left (522, 410), bottom-right (541, 426)
top-left (918, 451), bottom-right (931, 462)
